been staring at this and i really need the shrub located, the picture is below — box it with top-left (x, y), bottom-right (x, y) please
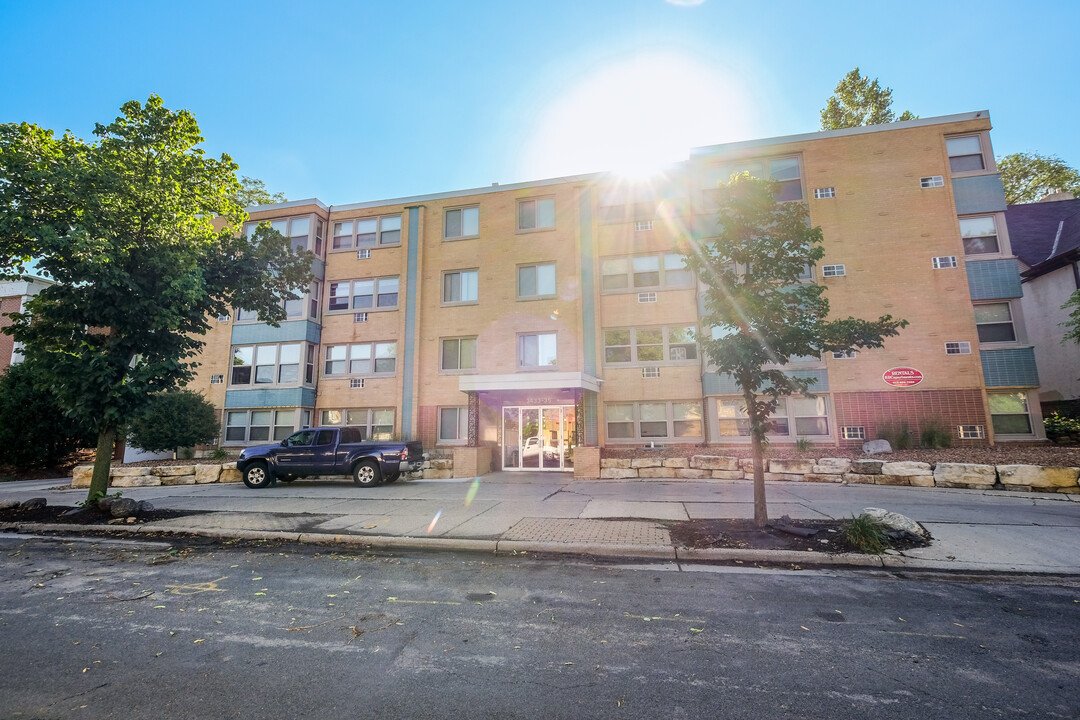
top-left (208, 447), bottom-right (230, 462)
top-left (126, 390), bottom-right (219, 455)
top-left (1044, 413), bottom-right (1080, 434)
top-left (842, 514), bottom-right (888, 554)
top-left (876, 421), bottom-right (913, 450)
top-left (795, 437), bottom-right (812, 452)
top-left (0, 361), bottom-right (96, 469)
top-left (919, 420), bottom-right (953, 449)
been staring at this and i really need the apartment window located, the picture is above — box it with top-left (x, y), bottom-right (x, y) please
top-left (235, 290), bottom-right (305, 323)
top-left (225, 409), bottom-right (298, 443)
top-left (440, 337), bottom-right (477, 372)
top-left (841, 426), bottom-right (866, 440)
top-left (600, 253), bottom-right (692, 291)
top-left (518, 263), bottom-right (556, 299)
top-left (245, 217), bottom-right (311, 253)
top-left (438, 407), bottom-right (469, 443)
top-left (958, 425), bottom-right (986, 439)
top-left (444, 206), bottom-right (479, 239)
top-left (947, 136), bottom-right (985, 173)
top-left (323, 342), bottom-right (397, 376)
top-left (709, 156), bottom-right (803, 202)
top-left (933, 256), bottom-right (958, 269)
top-left (230, 343), bottom-right (305, 386)
top-left (814, 187), bottom-right (836, 199)
top-left (988, 392), bottom-right (1032, 435)
top-left (959, 216), bottom-right (1000, 255)
top-left (974, 303), bottom-right (1016, 343)
top-left (305, 345), bottom-right (315, 383)
top-left (308, 282), bottom-right (321, 319)
top-left (945, 341), bottom-right (972, 355)
top-left (605, 401), bottom-right (703, 441)
top-left (518, 332), bottom-right (557, 368)
top-left (328, 277), bottom-right (399, 312)
top-left (716, 396), bottom-right (829, 439)
top-left (442, 270), bottom-right (479, 304)
top-left (333, 215), bottom-right (401, 249)
top-left (921, 176), bottom-right (945, 189)
top-left (822, 264), bottom-right (846, 277)
top-left (319, 408), bottom-right (395, 440)
top-left (603, 326), bottom-right (697, 364)
top-left (517, 197), bottom-right (555, 231)
top-left (210, 374), bottom-right (224, 384)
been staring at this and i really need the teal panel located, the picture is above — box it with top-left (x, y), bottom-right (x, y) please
top-left (224, 387), bottom-right (316, 409)
top-left (952, 174), bottom-right (1007, 215)
top-left (400, 207), bottom-right (420, 437)
top-left (579, 189), bottom-right (597, 376)
top-left (981, 348), bottom-right (1039, 387)
top-left (967, 258), bottom-right (1022, 300)
top-left (703, 368), bottom-right (829, 395)
top-left (231, 320), bottom-right (321, 345)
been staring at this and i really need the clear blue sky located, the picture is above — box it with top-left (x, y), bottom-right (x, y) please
top-left (2, 0), bottom-right (1077, 205)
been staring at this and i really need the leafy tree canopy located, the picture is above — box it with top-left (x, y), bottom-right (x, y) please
top-left (1063, 291), bottom-right (1080, 346)
top-left (820, 67), bottom-right (917, 131)
top-left (126, 390), bottom-right (220, 454)
top-left (0, 361), bottom-right (96, 470)
top-left (0, 95), bottom-right (313, 498)
top-left (236, 175), bottom-right (287, 207)
top-left (997, 152), bottom-right (1080, 205)
top-left (682, 174), bottom-right (908, 525)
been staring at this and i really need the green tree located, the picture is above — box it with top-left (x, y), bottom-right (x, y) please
top-left (0, 361), bottom-right (96, 470)
top-left (126, 389), bottom-right (220, 455)
top-left (1063, 291), bottom-right (1080, 346)
top-left (236, 175), bottom-right (287, 207)
top-left (820, 67), bottom-right (916, 131)
top-left (682, 174), bottom-right (908, 526)
top-left (997, 152), bottom-right (1080, 205)
top-left (0, 96), bottom-right (313, 500)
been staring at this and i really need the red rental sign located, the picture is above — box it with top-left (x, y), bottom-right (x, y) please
top-left (883, 367), bottom-right (924, 387)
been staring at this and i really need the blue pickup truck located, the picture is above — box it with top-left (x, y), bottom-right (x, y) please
top-left (236, 427), bottom-right (424, 489)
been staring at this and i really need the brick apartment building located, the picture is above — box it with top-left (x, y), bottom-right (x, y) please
top-left (0, 276), bottom-right (53, 373)
top-left (183, 110), bottom-right (1042, 473)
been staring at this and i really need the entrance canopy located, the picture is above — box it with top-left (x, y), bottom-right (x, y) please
top-left (458, 372), bottom-right (601, 394)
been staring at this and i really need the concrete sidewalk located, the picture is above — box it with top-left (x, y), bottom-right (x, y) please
top-left (4, 472), bottom-right (1080, 573)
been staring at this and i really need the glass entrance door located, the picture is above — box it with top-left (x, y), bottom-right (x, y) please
top-left (502, 405), bottom-right (575, 471)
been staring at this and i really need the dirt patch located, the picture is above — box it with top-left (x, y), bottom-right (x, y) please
top-left (667, 517), bottom-right (930, 555)
top-left (0, 504), bottom-right (204, 527)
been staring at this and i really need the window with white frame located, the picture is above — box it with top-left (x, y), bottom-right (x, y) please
top-left (974, 302), bottom-right (1016, 343)
top-left (705, 156), bottom-right (803, 202)
top-left (600, 253), bottom-right (692, 291)
top-left (438, 407), bottom-right (469, 443)
top-left (945, 341), bottom-right (972, 355)
top-left (230, 343), bottom-right (306, 386)
top-left (947, 135), bottom-right (986, 173)
top-left (319, 408), bottom-right (395, 440)
top-left (814, 187), bottom-right (836, 199)
top-left (920, 176), bottom-right (945, 188)
top-left (442, 269), bottom-right (478, 304)
top-left (518, 332), bottom-right (557, 368)
top-left (323, 342), bottom-right (397, 376)
top-left (225, 409), bottom-right (299, 443)
top-left (235, 291), bottom-right (305, 322)
top-left (444, 206), bottom-right (479, 239)
top-left (210, 374), bottom-right (224, 384)
top-left (332, 215), bottom-right (401, 249)
top-left (988, 392), bottom-right (1032, 435)
top-left (716, 396), bottom-right (830, 438)
top-left (635, 220), bottom-right (654, 231)
top-left (959, 216), bottom-right (1000, 255)
top-left (603, 326), bottom-right (697, 364)
top-left (327, 276), bottom-right (399, 312)
top-left (517, 197), bottom-right (555, 231)
top-left (933, 256), bottom-right (958, 269)
top-left (605, 401), bottom-right (703, 441)
top-left (308, 281), bottom-right (321, 319)
top-left (518, 263), bottom-right (556, 299)
top-left (245, 217), bottom-right (312, 254)
top-left (841, 426), bottom-right (866, 440)
top-left (440, 337), bottom-right (477, 372)
top-left (958, 425), bottom-right (986, 439)
top-left (822, 264), bottom-right (846, 277)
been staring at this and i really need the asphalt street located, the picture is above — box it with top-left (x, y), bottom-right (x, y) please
top-left (2, 533), bottom-right (1078, 719)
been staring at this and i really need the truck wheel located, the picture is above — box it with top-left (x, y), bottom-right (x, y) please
top-left (243, 462), bottom-right (273, 489)
top-left (352, 460), bottom-right (382, 488)
top-left (383, 472), bottom-right (400, 484)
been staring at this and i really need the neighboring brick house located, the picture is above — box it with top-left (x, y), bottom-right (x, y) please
top-left (0, 276), bottom-right (54, 373)
top-left (185, 110), bottom-right (1043, 472)
top-left (1005, 195), bottom-right (1080, 408)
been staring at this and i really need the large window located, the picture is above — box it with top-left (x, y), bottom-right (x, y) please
top-left (974, 302), bottom-right (1016, 343)
top-left (230, 343), bottom-right (307, 386)
top-left (440, 337), bottom-right (477, 372)
top-left (600, 253), bottom-right (692, 291)
top-left (444, 206), bottom-right (479, 239)
top-left (320, 408), bottom-right (395, 440)
top-left (605, 401), bottom-right (703, 441)
top-left (703, 156), bottom-right (803, 203)
top-left (332, 215), bottom-right (401, 249)
top-left (517, 197), bottom-right (555, 231)
top-left (518, 263), bottom-right (556, 299)
top-left (603, 326), bottom-right (697, 364)
top-left (988, 392), bottom-right (1032, 435)
top-left (245, 217), bottom-right (312, 253)
top-left (327, 276), bottom-right (399, 312)
top-left (323, 342), bottom-right (397, 376)
top-left (235, 292), bottom-right (305, 322)
top-left (518, 332), bottom-right (557, 368)
top-left (225, 409), bottom-right (299, 443)
top-left (442, 269), bottom-right (478, 304)
top-left (959, 216), bottom-right (1000, 255)
top-left (716, 396), bottom-right (830, 439)
top-left (947, 136), bottom-right (986, 173)
top-left (438, 407), bottom-right (469, 444)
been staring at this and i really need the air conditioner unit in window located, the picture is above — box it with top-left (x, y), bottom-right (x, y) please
top-left (637, 292), bottom-right (657, 303)
top-left (354, 312), bottom-right (368, 323)
top-left (350, 378), bottom-right (365, 389)
top-left (357, 249), bottom-right (371, 259)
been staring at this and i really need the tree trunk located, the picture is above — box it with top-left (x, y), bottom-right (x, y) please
top-left (742, 386), bottom-right (768, 527)
top-left (87, 425), bottom-right (116, 501)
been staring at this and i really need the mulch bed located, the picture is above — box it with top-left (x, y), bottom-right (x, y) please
top-left (667, 518), bottom-right (930, 554)
top-left (0, 504), bottom-right (202, 527)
